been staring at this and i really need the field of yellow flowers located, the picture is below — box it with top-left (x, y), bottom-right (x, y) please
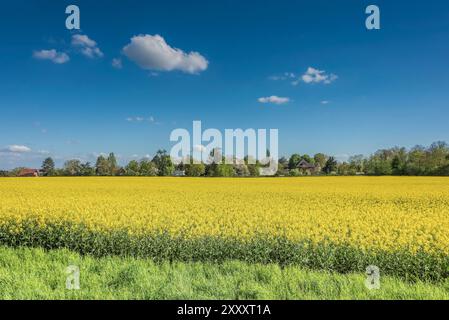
top-left (1, 177), bottom-right (448, 280)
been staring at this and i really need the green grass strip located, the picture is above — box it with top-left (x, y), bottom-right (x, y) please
top-left (1, 246), bottom-right (448, 300)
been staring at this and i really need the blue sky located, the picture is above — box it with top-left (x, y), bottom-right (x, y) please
top-left (1, 0), bottom-right (449, 169)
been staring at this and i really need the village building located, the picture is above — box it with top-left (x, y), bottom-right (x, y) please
top-left (18, 169), bottom-right (40, 177)
top-left (297, 159), bottom-right (321, 175)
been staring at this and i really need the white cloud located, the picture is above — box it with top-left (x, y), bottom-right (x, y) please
top-left (71, 34), bottom-right (104, 59)
top-left (321, 100), bottom-right (330, 105)
top-left (72, 34), bottom-right (96, 47)
top-left (270, 68), bottom-right (337, 86)
top-left (126, 116), bottom-right (156, 123)
top-left (258, 96), bottom-right (290, 105)
top-left (33, 49), bottom-right (70, 64)
top-left (2, 145), bottom-right (32, 153)
top-left (112, 58), bottom-right (122, 69)
top-left (269, 72), bottom-right (296, 81)
top-left (299, 67), bottom-right (338, 85)
top-left (122, 34), bottom-right (208, 74)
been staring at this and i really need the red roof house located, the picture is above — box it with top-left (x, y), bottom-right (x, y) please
top-left (18, 169), bottom-right (40, 177)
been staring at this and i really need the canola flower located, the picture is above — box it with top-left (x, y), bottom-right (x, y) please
top-left (1, 177), bottom-right (449, 280)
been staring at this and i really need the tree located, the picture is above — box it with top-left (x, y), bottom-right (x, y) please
top-left (0, 170), bottom-right (11, 177)
top-left (300, 154), bottom-right (313, 164)
top-left (234, 163), bottom-right (250, 177)
top-left (152, 150), bottom-right (174, 176)
top-left (323, 157), bottom-right (338, 174)
top-left (41, 157), bottom-right (55, 176)
top-left (139, 159), bottom-right (158, 176)
top-left (288, 154), bottom-right (301, 170)
top-left (125, 160), bottom-right (140, 176)
top-left (348, 155), bottom-right (365, 173)
top-left (215, 163), bottom-right (235, 177)
top-left (289, 169), bottom-right (301, 176)
top-left (10, 167), bottom-right (26, 177)
top-left (185, 163), bottom-right (206, 177)
top-left (64, 159), bottom-right (82, 176)
top-left (426, 141), bottom-right (449, 174)
top-left (80, 162), bottom-right (95, 176)
top-left (95, 155), bottom-right (110, 176)
top-left (107, 152), bottom-right (119, 176)
top-left (337, 162), bottom-right (355, 175)
top-left (313, 153), bottom-right (328, 169)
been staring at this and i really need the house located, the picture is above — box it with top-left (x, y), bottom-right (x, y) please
top-left (18, 168), bottom-right (40, 177)
top-left (297, 160), bottom-right (321, 175)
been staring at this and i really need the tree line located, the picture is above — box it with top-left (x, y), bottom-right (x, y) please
top-left (1, 141), bottom-right (449, 177)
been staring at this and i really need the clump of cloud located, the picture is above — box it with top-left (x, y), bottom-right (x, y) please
top-left (258, 96), bottom-right (290, 105)
top-left (271, 67), bottom-right (338, 86)
top-left (72, 34), bottom-right (104, 59)
top-left (1, 145), bottom-right (32, 153)
top-left (112, 58), bottom-right (122, 69)
top-left (122, 34), bottom-right (208, 74)
top-left (33, 49), bottom-right (70, 64)
top-left (268, 72), bottom-right (296, 81)
top-left (299, 67), bottom-right (338, 85)
top-left (126, 116), bottom-right (157, 123)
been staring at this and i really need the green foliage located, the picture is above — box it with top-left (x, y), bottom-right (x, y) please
top-left (289, 169), bottom-right (301, 176)
top-left (63, 160), bottom-right (83, 176)
top-left (41, 157), bottom-right (56, 176)
top-left (247, 164), bottom-right (261, 177)
top-left (124, 160), bottom-right (140, 176)
top-left (288, 154), bottom-right (301, 170)
top-left (185, 163), bottom-right (206, 177)
top-left (152, 150), bottom-right (174, 176)
top-left (6, 141), bottom-right (449, 178)
top-left (313, 153), bottom-right (328, 168)
top-left (95, 156), bottom-right (110, 176)
top-left (1, 246), bottom-right (448, 300)
top-left (323, 157), bottom-right (338, 174)
top-left (215, 164), bottom-right (235, 177)
top-left (80, 162), bottom-right (95, 176)
top-left (139, 160), bottom-right (158, 176)
top-left (234, 164), bottom-right (250, 177)
top-left (107, 153), bottom-right (118, 175)
top-left (0, 171), bottom-right (11, 177)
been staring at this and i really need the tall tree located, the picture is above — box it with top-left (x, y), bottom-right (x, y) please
top-left (64, 160), bottom-right (82, 176)
top-left (139, 159), bottom-right (158, 176)
top-left (80, 162), bottom-right (95, 176)
top-left (107, 152), bottom-right (118, 176)
top-left (125, 160), bottom-right (140, 176)
top-left (41, 157), bottom-right (55, 176)
top-left (95, 155), bottom-right (110, 176)
top-left (313, 153), bottom-right (328, 169)
top-left (152, 149), bottom-right (174, 176)
top-left (323, 157), bottom-right (338, 174)
top-left (288, 154), bottom-right (302, 170)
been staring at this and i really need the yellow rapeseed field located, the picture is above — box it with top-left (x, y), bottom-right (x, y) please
top-left (1, 176), bottom-right (449, 255)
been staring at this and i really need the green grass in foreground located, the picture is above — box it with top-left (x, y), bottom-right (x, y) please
top-left (0, 246), bottom-right (448, 300)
